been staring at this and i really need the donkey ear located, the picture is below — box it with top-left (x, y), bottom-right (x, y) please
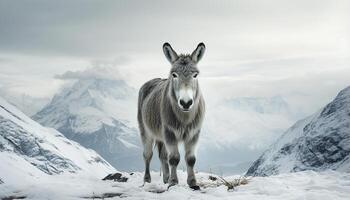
top-left (163, 43), bottom-right (178, 63)
top-left (191, 43), bottom-right (206, 63)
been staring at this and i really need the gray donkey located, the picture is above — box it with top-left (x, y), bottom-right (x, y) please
top-left (137, 43), bottom-right (206, 190)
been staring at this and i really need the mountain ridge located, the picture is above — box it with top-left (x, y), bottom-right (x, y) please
top-left (246, 86), bottom-right (350, 176)
top-left (32, 78), bottom-right (143, 171)
top-left (0, 96), bottom-right (115, 184)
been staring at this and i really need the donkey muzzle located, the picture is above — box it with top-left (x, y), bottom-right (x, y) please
top-left (179, 99), bottom-right (193, 111)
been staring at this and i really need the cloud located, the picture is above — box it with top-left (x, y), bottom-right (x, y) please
top-left (0, 0), bottom-right (348, 58)
top-left (55, 67), bottom-right (122, 80)
top-left (55, 58), bottom-right (128, 81)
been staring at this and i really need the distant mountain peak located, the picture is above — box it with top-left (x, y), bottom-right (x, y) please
top-left (32, 76), bottom-right (142, 171)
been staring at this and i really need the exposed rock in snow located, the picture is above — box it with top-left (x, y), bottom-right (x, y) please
top-left (0, 96), bottom-right (115, 183)
top-left (102, 172), bottom-right (128, 182)
top-left (246, 86), bottom-right (350, 176)
top-left (32, 78), bottom-right (142, 171)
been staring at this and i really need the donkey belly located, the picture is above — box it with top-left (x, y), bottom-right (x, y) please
top-left (142, 112), bottom-right (163, 141)
top-left (141, 92), bottom-right (164, 141)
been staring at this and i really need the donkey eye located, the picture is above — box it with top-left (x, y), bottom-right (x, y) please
top-left (172, 73), bottom-right (178, 78)
top-left (193, 73), bottom-right (198, 78)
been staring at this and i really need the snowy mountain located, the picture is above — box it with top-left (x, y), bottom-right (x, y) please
top-left (0, 96), bottom-right (115, 186)
top-left (246, 86), bottom-right (350, 176)
top-left (32, 78), bottom-right (142, 171)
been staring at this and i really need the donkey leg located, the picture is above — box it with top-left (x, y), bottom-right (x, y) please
top-left (164, 128), bottom-right (180, 187)
top-left (167, 143), bottom-right (179, 187)
top-left (157, 141), bottom-right (169, 184)
top-left (184, 132), bottom-right (200, 190)
top-left (142, 137), bottom-right (154, 183)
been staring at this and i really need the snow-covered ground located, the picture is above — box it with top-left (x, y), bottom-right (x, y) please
top-left (1, 170), bottom-right (349, 200)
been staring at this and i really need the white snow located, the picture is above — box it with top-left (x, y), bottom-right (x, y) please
top-left (1, 170), bottom-right (349, 200)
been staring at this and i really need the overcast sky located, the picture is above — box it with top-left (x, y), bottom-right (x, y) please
top-left (0, 0), bottom-right (349, 113)
top-left (1, 0), bottom-right (350, 170)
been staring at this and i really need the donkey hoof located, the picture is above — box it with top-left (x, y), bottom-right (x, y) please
top-left (169, 178), bottom-right (178, 185)
top-left (167, 178), bottom-right (179, 189)
top-left (144, 175), bottom-right (151, 183)
top-left (190, 185), bottom-right (201, 190)
top-left (163, 177), bottom-right (169, 184)
top-left (167, 183), bottom-right (177, 190)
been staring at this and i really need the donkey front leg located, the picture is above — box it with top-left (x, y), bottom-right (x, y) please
top-left (164, 128), bottom-right (180, 187)
top-left (142, 137), bottom-right (154, 183)
top-left (157, 141), bottom-right (169, 184)
top-left (184, 132), bottom-right (200, 190)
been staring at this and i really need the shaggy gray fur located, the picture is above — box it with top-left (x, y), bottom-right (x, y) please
top-left (137, 43), bottom-right (206, 189)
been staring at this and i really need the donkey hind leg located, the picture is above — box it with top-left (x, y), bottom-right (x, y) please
top-left (157, 141), bottom-right (169, 183)
top-left (184, 133), bottom-right (200, 190)
top-left (142, 136), bottom-right (154, 183)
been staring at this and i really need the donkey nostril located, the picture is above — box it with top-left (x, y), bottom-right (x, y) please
top-left (180, 99), bottom-right (186, 107)
top-left (188, 99), bottom-right (193, 106)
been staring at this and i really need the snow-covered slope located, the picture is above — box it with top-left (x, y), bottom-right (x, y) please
top-left (32, 78), bottom-right (142, 171)
top-left (1, 170), bottom-right (350, 200)
top-left (246, 86), bottom-right (350, 176)
top-left (0, 96), bottom-right (115, 186)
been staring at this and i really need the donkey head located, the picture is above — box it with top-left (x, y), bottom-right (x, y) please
top-left (163, 43), bottom-right (206, 112)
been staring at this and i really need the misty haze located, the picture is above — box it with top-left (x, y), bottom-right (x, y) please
top-left (0, 0), bottom-right (349, 199)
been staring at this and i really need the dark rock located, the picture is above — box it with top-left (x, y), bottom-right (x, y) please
top-left (190, 185), bottom-right (201, 190)
top-left (1, 195), bottom-right (27, 200)
top-left (102, 172), bottom-right (128, 182)
top-left (208, 175), bottom-right (217, 181)
top-left (82, 192), bottom-right (123, 199)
